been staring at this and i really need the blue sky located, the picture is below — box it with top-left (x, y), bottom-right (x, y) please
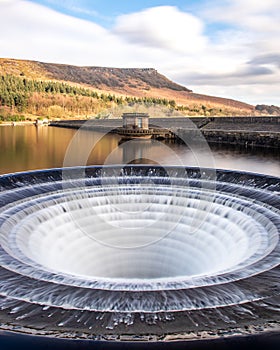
top-left (28, 0), bottom-right (230, 37)
top-left (0, 0), bottom-right (280, 105)
top-left (29, 0), bottom-right (204, 26)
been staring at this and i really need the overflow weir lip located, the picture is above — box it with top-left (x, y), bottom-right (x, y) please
top-left (0, 165), bottom-right (279, 341)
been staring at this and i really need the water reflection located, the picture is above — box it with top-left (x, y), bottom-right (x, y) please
top-left (0, 125), bottom-right (279, 176)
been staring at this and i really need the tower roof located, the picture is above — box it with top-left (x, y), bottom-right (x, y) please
top-left (122, 113), bottom-right (149, 118)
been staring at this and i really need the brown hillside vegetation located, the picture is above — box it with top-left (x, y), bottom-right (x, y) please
top-left (0, 58), bottom-right (257, 119)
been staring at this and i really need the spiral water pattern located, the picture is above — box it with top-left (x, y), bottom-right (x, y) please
top-left (0, 166), bottom-right (279, 340)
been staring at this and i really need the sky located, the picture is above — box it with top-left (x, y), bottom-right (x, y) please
top-left (0, 0), bottom-right (280, 105)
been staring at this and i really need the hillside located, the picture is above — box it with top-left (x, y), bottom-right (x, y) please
top-left (256, 105), bottom-right (280, 115)
top-left (0, 58), bottom-right (257, 120)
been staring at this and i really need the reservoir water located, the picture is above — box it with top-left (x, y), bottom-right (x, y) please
top-left (0, 125), bottom-right (279, 176)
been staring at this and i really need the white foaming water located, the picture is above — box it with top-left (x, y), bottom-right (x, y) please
top-left (0, 166), bottom-right (279, 334)
top-left (14, 186), bottom-right (272, 280)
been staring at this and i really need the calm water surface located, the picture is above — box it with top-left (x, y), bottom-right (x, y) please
top-left (0, 125), bottom-right (279, 176)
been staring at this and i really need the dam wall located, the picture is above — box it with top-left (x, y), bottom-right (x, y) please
top-left (50, 116), bottom-right (280, 148)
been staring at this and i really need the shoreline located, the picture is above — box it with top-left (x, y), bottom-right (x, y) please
top-left (0, 121), bottom-right (35, 126)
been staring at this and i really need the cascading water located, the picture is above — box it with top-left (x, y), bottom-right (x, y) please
top-left (0, 165), bottom-right (279, 341)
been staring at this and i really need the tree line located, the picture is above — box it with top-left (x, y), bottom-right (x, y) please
top-left (0, 75), bottom-right (178, 120)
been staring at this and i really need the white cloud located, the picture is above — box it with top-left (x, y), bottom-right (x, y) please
top-left (204, 0), bottom-right (279, 24)
top-left (114, 6), bottom-right (207, 54)
top-left (196, 84), bottom-right (280, 106)
top-left (163, 0), bottom-right (279, 104)
top-left (204, 0), bottom-right (280, 43)
top-left (0, 0), bottom-right (131, 66)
